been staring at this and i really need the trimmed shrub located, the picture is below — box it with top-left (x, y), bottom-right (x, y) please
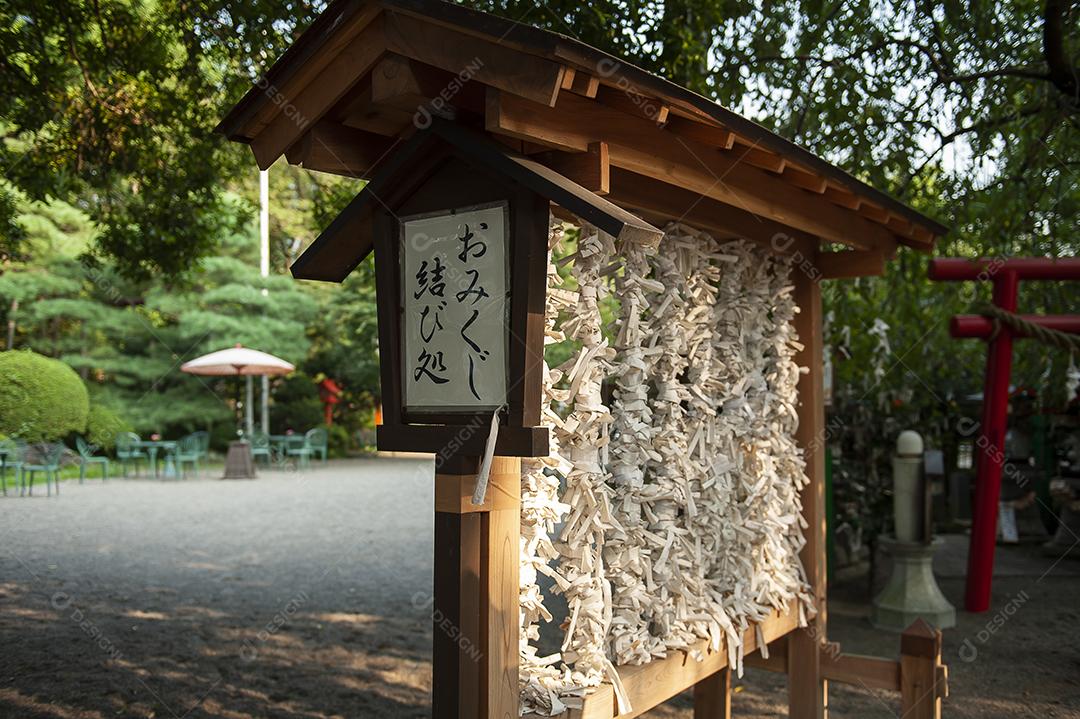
top-left (85, 404), bottom-right (131, 450)
top-left (0, 350), bottom-right (89, 442)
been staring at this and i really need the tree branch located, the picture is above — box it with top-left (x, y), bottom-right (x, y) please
top-left (1043, 0), bottom-right (1079, 104)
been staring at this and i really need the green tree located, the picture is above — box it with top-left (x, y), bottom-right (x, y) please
top-left (0, 0), bottom-right (321, 278)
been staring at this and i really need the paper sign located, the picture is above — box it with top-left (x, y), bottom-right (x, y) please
top-left (401, 203), bottom-right (508, 412)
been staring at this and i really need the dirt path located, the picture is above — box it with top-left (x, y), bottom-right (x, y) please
top-left (1, 459), bottom-right (1078, 718)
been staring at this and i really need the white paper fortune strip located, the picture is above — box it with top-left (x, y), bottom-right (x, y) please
top-left (519, 218), bottom-right (814, 716)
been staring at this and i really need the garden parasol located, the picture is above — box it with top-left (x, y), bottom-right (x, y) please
top-left (181, 344), bottom-right (294, 479)
top-left (180, 344), bottom-right (294, 437)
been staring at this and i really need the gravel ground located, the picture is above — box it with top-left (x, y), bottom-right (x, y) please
top-left (1, 458), bottom-right (1079, 718)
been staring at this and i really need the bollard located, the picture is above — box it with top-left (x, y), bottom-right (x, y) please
top-left (893, 430), bottom-right (925, 542)
top-left (872, 431), bottom-right (956, 631)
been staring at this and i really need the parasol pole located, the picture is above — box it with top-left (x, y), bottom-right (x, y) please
top-left (245, 374), bottom-right (255, 437)
top-left (259, 169), bottom-right (271, 434)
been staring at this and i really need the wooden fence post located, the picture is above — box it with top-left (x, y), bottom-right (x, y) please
top-left (900, 619), bottom-right (946, 719)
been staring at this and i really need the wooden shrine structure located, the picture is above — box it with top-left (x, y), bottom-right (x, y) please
top-left (217, 1), bottom-right (951, 717)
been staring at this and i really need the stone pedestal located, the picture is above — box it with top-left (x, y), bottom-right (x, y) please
top-left (1043, 503), bottom-right (1080, 558)
top-left (872, 536), bottom-right (955, 631)
top-left (223, 440), bottom-right (256, 479)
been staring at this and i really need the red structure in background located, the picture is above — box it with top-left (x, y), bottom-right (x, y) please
top-left (318, 378), bottom-right (342, 426)
top-left (930, 257), bottom-right (1080, 612)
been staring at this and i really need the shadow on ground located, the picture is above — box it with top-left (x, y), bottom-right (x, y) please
top-left (2, 461), bottom-right (1079, 718)
top-left (0, 459), bottom-right (435, 718)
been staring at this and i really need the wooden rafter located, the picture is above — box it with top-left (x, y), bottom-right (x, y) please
top-left (487, 88), bottom-right (889, 250)
top-left (249, 18), bottom-right (386, 169)
top-left (234, 2), bottom-right (383, 140)
top-left (593, 84), bottom-right (670, 126)
top-left (284, 121), bottom-right (397, 178)
top-left (818, 249), bottom-right (886, 279)
top-left (535, 142), bottom-right (610, 195)
top-left (606, 168), bottom-right (827, 253)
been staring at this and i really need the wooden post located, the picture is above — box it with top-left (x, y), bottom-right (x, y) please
top-left (433, 456), bottom-right (483, 719)
top-left (900, 619), bottom-right (945, 719)
top-left (693, 666), bottom-right (732, 719)
top-left (788, 252), bottom-right (828, 718)
top-left (482, 457), bottom-right (521, 719)
top-left (433, 455), bottom-right (520, 718)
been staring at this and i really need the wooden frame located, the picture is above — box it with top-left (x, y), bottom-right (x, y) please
top-left (217, 2), bottom-right (950, 716)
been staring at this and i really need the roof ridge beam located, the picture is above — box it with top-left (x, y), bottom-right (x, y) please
top-left (382, 10), bottom-right (565, 108)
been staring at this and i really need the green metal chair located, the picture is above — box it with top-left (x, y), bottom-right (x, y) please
top-left (306, 428), bottom-right (329, 464)
top-left (75, 436), bottom-right (109, 483)
top-left (21, 443), bottom-right (65, 497)
top-left (175, 434), bottom-right (202, 478)
top-left (190, 430), bottom-right (210, 460)
top-left (286, 430), bottom-right (317, 470)
top-left (115, 432), bottom-right (147, 477)
top-left (0, 438), bottom-right (26, 496)
top-left (250, 430), bottom-right (272, 466)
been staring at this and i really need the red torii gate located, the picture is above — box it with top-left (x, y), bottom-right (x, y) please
top-left (930, 257), bottom-right (1080, 613)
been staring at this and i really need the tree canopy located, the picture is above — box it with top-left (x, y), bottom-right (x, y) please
top-left (0, 0), bottom-right (324, 277)
top-left (0, 0), bottom-right (1076, 471)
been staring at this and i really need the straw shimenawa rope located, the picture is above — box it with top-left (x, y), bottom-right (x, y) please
top-left (974, 303), bottom-right (1080, 351)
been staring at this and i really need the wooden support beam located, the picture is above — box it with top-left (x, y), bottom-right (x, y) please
top-left (384, 10), bottom-right (565, 108)
top-left (594, 84), bottom-right (669, 126)
top-left (606, 168), bottom-right (820, 252)
top-left (693, 666), bottom-right (731, 719)
top-left (900, 619), bottom-right (946, 719)
top-left (561, 67), bottom-right (577, 90)
top-left (569, 607), bottom-right (798, 719)
top-left (482, 457), bottom-right (521, 717)
top-left (434, 457), bottom-right (521, 719)
top-left (434, 458), bottom-right (522, 513)
top-left (912, 225), bottom-right (935, 244)
top-left (788, 259), bottom-right (828, 719)
top-left (486, 89), bottom-right (889, 250)
top-left (664, 116), bottom-right (736, 149)
top-left (284, 122), bottom-right (396, 178)
top-left (818, 249), bottom-right (886, 279)
top-left (535, 142), bottom-right (610, 195)
top-left (729, 139), bottom-right (787, 173)
top-left (886, 214), bottom-right (912, 236)
top-left (338, 80), bottom-right (417, 137)
top-left (432, 502), bottom-right (483, 718)
top-left (370, 53), bottom-right (485, 118)
top-left (564, 69), bottom-right (600, 98)
top-left (249, 19), bottom-right (385, 169)
top-left (823, 184), bottom-right (862, 210)
top-left (784, 164), bottom-right (828, 193)
top-left (859, 202), bottom-right (889, 223)
top-left (371, 53), bottom-right (428, 111)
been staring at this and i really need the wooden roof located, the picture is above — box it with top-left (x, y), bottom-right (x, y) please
top-left (217, 0), bottom-right (946, 274)
top-left (290, 119), bottom-right (663, 282)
